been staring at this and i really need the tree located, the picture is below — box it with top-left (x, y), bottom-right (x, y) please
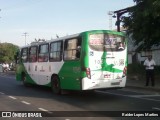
top-left (122, 0), bottom-right (160, 51)
top-left (0, 43), bottom-right (19, 63)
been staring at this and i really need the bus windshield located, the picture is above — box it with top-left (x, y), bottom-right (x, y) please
top-left (89, 34), bottom-right (125, 51)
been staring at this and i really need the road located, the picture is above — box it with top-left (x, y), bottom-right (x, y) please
top-left (0, 72), bottom-right (160, 120)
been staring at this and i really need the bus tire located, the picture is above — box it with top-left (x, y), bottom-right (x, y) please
top-left (51, 75), bottom-right (61, 94)
top-left (22, 73), bottom-right (29, 87)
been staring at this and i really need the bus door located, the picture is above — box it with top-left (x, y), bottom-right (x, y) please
top-left (28, 46), bottom-right (39, 84)
top-left (59, 37), bottom-right (82, 90)
top-left (37, 44), bottom-right (49, 85)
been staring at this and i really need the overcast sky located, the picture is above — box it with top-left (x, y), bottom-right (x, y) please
top-left (0, 0), bottom-right (135, 46)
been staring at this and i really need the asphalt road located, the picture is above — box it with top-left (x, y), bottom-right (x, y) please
top-left (0, 73), bottom-right (160, 120)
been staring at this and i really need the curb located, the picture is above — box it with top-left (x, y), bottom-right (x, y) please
top-left (0, 71), bottom-right (15, 75)
top-left (126, 85), bottom-right (160, 92)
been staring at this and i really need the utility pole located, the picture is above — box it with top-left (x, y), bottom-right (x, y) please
top-left (113, 6), bottom-right (134, 32)
top-left (108, 11), bottom-right (114, 30)
top-left (22, 32), bottom-right (29, 45)
top-left (0, 9), bottom-right (1, 19)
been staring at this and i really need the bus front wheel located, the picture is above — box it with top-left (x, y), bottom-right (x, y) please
top-left (22, 73), bottom-right (28, 87)
top-left (51, 76), bottom-right (61, 94)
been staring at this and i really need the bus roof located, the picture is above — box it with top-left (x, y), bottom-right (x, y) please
top-left (20, 30), bottom-right (124, 48)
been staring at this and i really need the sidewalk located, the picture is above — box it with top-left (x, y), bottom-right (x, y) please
top-left (0, 71), bottom-right (16, 76)
top-left (126, 75), bottom-right (160, 92)
top-left (0, 71), bottom-right (15, 75)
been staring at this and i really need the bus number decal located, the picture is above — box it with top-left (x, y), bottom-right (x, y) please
top-left (90, 51), bottom-right (94, 56)
top-left (40, 66), bottom-right (45, 72)
top-left (73, 67), bottom-right (80, 73)
top-left (28, 65), bottom-right (31, 72)
top-left (94, 60), bottom-right (103, 64)
top-left (114, 61), bottom-right (118, 66)
top-left (119, 59), bottom-right (124, 66)
top-left (104, 74), bottom-right (111, 78)
top-left (89, 39), bottom-right (102, 45)
top-left (49, 65), bottom-right (51, 72)
top-left (113, 59), bottom-right (124, 66)
top-left (35, 65), bottom-right (37, 71)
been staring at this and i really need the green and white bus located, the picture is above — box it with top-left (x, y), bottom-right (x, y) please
top-left (15, 30), bottom-right (127, 94)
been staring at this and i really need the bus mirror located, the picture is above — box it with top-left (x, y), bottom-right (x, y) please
top-left (14, 54), bottom-right (17, 60)
top-left (14, 52), bottom-right (19, 64)
top-left (14, 55), bottom-right (18, 64)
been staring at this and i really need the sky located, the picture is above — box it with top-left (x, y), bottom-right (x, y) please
top-left (0, 0), bottom-right (135, 47)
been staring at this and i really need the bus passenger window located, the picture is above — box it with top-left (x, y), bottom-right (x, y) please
top-left (21, 48), bottom-right (28, 63)
top-left (50, 41), bottom-right (62, 62)
top-left (29, 46), bottom-right (37, 62)
top-left (38, 44), bottom-right (49, 62)
top-left (64, 37), bottom-right (81, 60)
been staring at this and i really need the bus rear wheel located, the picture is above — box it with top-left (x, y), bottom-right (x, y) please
top-left (51, 76), bottom-right (61, 94)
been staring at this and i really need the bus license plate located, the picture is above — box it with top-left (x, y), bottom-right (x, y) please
top-left (111, 82), bottom-right (120, 85)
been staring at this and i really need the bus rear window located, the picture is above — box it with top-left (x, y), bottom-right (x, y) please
top-left (89, 34), bottom-right (125, 51)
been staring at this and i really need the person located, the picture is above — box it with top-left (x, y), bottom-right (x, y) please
top-left (76, 46), bottom-right (81, 59)
top-left (6, 63), bottom-right (9, 71)
top-left (117, 42), bottom-right (124, 50)
top-left (2, 62), bottom-right (9, 72)
top-left (2, 63), bottom-right (7, 72)
top-left (143, 55), bottom-right (156, 87)
top-left (0, 63), bottom-right (3, 72)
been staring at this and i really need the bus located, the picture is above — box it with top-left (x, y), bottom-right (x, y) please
top-left (15, 30), bottom-right (127, 94)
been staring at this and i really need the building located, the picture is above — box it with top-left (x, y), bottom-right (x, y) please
top-left (127, 34), bottom-right (160, 65)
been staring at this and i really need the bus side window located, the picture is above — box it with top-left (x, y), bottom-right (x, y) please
top-left (38, 44), bottom-right (49, 62)
top-left (64, 37), bottom-right (81, 60)
top-left (21, 48), bottom-right (28, 63)
top-left (50, 41), bottom-right (63, 62)
top-left (29, 46), bottom-right (37, 62)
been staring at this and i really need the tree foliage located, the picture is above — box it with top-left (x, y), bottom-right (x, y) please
top-left (122, 0), bottom-right (160, 50)
top-left (0, 43), bottom-right (19, 63)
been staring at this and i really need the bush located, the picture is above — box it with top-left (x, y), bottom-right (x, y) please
top-left (127, 63), bottom-right (145, 75)
top-left (155, 66), bottom-right (160, 75)
top-left (128, 63), bottom-right (160, 77)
